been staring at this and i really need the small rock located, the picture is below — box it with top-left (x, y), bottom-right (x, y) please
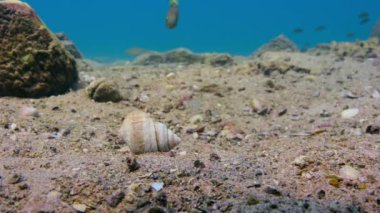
top-left (317, 190), bottom-right (326, 199)
top-left (86, 78), bottom-right (122, 102)
top-left (7, 173), bottom-right (22, 184)
top-left (341, 108), bottom-right (359, 119)
top-left (194, 160), bottom-right (206, 169)
top-left (293, 155), bottom-right (311, 169)
top-left (247, 196), bottom-right (260, 205)
top-left (72, 203), bottom-right (87, 213)
top-left (151, 182), bottom-right (164, 192)
top-left (106, 191), bottom-right (125, 208)
top-left (372, 89), bottom-right (380, 99)
top-left (366, 125), bottom-right (380, 134)
top-left (18, 106), bottom-right (39, 118)
top-left (339, 165), bottom-right (361, 181)
top-left (153, 191), bottom-right (168, 206)
top-left (189, 114), bottom-right (204, 124)
top-left (126, 157), bottom-right (140, 172)
top-left (264, 186), bottom-right (282, 196)
top-left (342, 91), bottom-right (359, 99)
top-left (209, 153), bottom-right (221, 162)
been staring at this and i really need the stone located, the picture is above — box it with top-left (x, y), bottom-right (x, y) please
top-left (339, 165), bottom-right (361, 181)
top-left (86, 78), bottom-right (122, 102)
top-left (72, 203), bottom-right (87, 212)
top-left (254, 52), bottom-right (327, 75)
top-left (0, 0), bottom-right (78, 97)
top-left (55, 32), bottom-right (83, 59)
top-left (263, 186), bottom-right (282, 196)
top-left (133, 48), bottom-right (234, 67)
top-left (341, 108), bottom-right (359, 119)
top-left (106, 191), bottom-right (125, 208)
top-left (254, 34), bottom-right (299, 56)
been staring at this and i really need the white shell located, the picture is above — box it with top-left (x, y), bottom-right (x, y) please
top-left (119, 111), bottom-right (181, 154)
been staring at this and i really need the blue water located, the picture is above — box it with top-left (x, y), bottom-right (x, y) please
top-left (24, 0), bottom-right (380, 61)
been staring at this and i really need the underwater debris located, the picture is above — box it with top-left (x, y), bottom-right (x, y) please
top-left (253, 34), bottom-right (299, 57)
top-left (0, 0), bottom-right (78, 98)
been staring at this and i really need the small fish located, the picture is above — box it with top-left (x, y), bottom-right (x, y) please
top-left (360, 18), bottom-right (370, 25)
top-left (315, 25), bottom-right (326, 32)
top-left (166, 5), bottom-right (179, 29)
top-left (125, 48), bottom-right (151, 56)
top-left (346, 32), bottom-right (355, 38)
top-left (358, 12), bottom-right (369, 19)
top-left (292, 28), bottom-right (304, 34)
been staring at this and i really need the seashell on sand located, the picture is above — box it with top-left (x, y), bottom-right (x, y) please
top-left (119, 111), bottom-right (181, 154)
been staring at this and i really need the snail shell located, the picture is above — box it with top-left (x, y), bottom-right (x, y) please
top-left (119, 111), bottom-right (181, 154)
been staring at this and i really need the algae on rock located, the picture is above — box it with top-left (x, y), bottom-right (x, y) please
top-left (0, 0), bottom-right (78, 98)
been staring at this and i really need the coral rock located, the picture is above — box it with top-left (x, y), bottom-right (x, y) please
top-left (0, 0), bottom-right (78, 98)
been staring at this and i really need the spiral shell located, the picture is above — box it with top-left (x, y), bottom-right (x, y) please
top-left (119, 111), bottom-right (181, 154)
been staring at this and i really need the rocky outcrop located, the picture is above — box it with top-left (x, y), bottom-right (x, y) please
top-left (253, 51), bottom-right (330, 75)
top-left (0, 0), bottom-right (78, 98)
top-left (308, 38), bottom-right (380, 61)
top-left (55, 32), bottom-right (83, 59)
top-left (253, 34), bottom-right (299, 57)
top-left (133, 48), bottom-right (234, 67)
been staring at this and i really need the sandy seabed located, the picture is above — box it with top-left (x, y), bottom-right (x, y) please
top-left (0, 50), bottom-right (380, 212)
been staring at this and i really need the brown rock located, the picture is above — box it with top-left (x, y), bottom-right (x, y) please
top-left (0, 1), bottom-right (78, 97)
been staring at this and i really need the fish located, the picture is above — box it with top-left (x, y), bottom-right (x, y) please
top-left (125, 47), bottom-right (151, 56)
top-left (360, 18), bottom-right (370, 25)
top-left (292, 28), bottom-right (304, 34)
top-left (315, 25), bottom-right (326, 32)
top-left (358, 12), bottom-right (369, 20)
top-left (166, 5), bottom-right (179, 29)
top-left (346, 32), bottom-right (355, 38)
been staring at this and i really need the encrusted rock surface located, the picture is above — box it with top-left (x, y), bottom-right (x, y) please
top-left (0, 1), bottom-right (78, 98)
top-left (253, 34), bottom-right (300, 57)
top-left (133, 48), bottom-right (234, 67)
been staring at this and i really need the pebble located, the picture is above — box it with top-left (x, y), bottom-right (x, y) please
top-left (317, 190), bottom-right (326, 199)
top-left (189, 114), bottom-right (203, 124)
top-left (72, 203), bottom-right (87, 213)
top-left (293, 155), bottom-right (310, 169)
top-left (194, 160), bottom-right (206, 169)
top-left (264, 186), bottom-right (282, 196)
top-left (7, 173), bottom-right (22, 184)
top-left (126, 157), bottom-right (140, 172)
top-left (372, 90), bottom-right (380, 99)
top-left (341, 108), bottom-right (359, 119)
top-left (247, 196), bottom-right (260, 205)
top-left (339, 165), bottom-right (361, 181)
top-left (151, 182), bottom-right (164, 192)
top-left (106, 191), bottom-right (125, 207)
top-left (366, 125), bottom-right (380, 134)
top-left (209, 153), bottom-right (221, 162)
top-left (18, 106), bottom-right (39, 118)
